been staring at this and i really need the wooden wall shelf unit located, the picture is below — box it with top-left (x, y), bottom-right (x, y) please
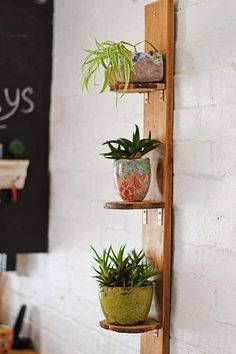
top-left (102, 1), bottom-right (174, 354)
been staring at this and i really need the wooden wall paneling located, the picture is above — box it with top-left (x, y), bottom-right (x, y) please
top-left (141, 1), bottom-right (174, 354)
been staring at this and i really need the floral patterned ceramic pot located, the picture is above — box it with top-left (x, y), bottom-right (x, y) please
top-left (111, 50), bottom-right (164, 85)
top-left (113, 158), bottom-right (151, 202)
top-left (129, 50), bottom-right (163, 83)
top-left (0, 325), bottom-right (13, 354)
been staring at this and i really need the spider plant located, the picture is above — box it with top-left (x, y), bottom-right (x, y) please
top-left (82, 39), bottom-right (158, 95)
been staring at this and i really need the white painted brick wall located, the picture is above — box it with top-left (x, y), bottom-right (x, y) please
top-left (172, 1), bottom-right (236, 354)
top-left (1, 1), bottom-right (236, 354)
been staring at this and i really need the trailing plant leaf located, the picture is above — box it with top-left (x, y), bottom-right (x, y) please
top-left (101, 124), bottom-right (161, 160)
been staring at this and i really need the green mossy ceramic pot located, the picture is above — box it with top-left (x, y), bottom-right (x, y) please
top-left (99, 283), bottom-right (153, 325)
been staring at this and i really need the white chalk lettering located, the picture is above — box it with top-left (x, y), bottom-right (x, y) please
top-left (0, 87), bottom-right (35, 127)
top-left (21, 87), bottom-right (34, 113)
top-left (0, 88), bottom-right (21, 121)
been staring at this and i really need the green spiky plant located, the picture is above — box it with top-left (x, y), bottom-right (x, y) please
top-left (101, 125), bottom-right (161, 160)
top-left (82, 39), bottom-right (158, 96)
top-left (92, 245), bottom-right (157, 288)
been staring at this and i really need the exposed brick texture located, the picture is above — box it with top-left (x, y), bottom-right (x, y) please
top-left (172, 1), bottom-right (236, 354)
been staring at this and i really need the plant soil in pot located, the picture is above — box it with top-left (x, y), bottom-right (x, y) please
top-left (101, 125), bottom-right (161, 202)
top-left (92, 245), bottom-right (157, 326)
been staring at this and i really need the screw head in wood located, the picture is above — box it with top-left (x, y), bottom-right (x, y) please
top-left (154, 329), bottom-right (159, 337)
top-left (152, 11), bottom-right (157, 16)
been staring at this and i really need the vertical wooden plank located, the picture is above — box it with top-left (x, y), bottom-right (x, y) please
top-left (141, 1), bottom-right (174, 354)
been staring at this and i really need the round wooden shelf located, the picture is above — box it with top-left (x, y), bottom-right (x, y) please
top-left (104, 200), bottom-right (164, 210)
top-left (99, 319), bottom-right (161, 334)
top-left (110, 82), bottom-right (165, 93)
top-left (9, 351), bottom-right (38, 354)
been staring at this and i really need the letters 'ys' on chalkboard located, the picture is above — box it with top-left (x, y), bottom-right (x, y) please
top-left (0, 0), bottom-right (53, 253)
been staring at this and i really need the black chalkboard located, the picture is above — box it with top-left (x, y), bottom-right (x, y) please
top-left (0, 0), bottom-right (53, 253)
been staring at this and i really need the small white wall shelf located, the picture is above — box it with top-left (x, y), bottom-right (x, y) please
top-left (0, 160), bottom-right (30, 189)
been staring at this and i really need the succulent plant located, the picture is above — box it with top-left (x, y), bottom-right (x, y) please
top-left (92, 244), bottom-right (157, 288)
top-left (8, 139), bottom-right (25, 158)
top-left (101, 125), bottom-right (161, 160)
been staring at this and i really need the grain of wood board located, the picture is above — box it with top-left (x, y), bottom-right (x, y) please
top-left (110, 82), bottom-right (165, 93)
top-left (104, 200), bottom-right (164, 210)
top-left (141, 1), bottom-right (174, 354)
top-left (100, 319), bottom-right (161, 333)
top-left (9, 350), bottom-right (38, 354)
